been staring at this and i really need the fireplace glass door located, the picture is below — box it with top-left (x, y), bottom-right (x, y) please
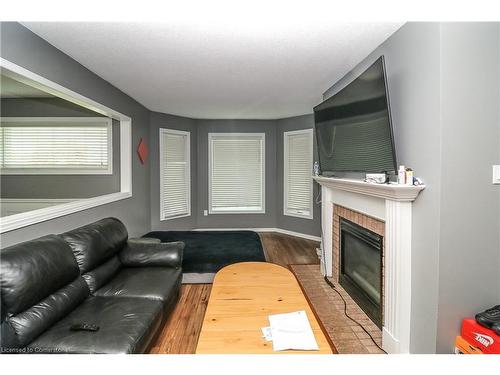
top-left (340, 218), bottom-right (382, 328)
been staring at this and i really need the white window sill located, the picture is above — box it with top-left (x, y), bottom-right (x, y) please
top-left (284, 210), bottom-right (313, 220)
top-left (209, 208), bottom-right (265, 215)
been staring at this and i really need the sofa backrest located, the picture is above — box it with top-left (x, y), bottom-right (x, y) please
top-left (59, 217), bottom-right (128, 293)
top-left (0, 235), bottom-right (89, 349)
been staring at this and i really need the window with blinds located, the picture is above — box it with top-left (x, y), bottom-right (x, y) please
top-left (0, 117), bottom-right (112, 175)
top-left (159, 128), bottom-right (191, 220)
top-left (284, 129), bottom-right (313, 219)
top-left (209, 133), bottom-right (265, 214)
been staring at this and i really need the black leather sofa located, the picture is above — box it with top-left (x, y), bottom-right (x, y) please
top-left (0, 218), bottom-right (184, 354)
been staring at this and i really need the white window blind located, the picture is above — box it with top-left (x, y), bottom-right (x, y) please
top-left (209, 133), bottom-right (265, 214)
top-left (0, 117), bottom-right (112, 175)
top-left (284, 129), bottom-right (313, 219)
top-left (160, 128), bottom-right (191, 220)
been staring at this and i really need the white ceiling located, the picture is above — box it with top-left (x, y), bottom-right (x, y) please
top-left (23, 22), bottom-right (402, 119)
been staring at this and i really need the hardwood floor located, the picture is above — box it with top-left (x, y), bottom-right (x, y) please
top-left (149, 232), bottom-right (320, 354)
top-left (149, 284), bottom-right (212, 354)
top-left (260, 232), bottom-right (320, 267)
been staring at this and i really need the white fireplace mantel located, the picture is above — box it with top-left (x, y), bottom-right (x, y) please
top-left (313, 176), bottom-right (424, 202)
top-left (313, 176), bottom-right (425, 354)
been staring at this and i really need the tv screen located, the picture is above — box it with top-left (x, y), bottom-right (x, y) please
top-left (313, 56), bottom-right (396, 174)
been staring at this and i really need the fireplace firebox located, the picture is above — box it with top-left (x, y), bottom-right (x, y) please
top-left (340, 218), bottom-right (383, 328)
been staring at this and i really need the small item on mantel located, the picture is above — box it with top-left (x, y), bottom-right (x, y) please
top-left (405, 168), bottom-right (414, 186)
top-left (313, 161), bottom-right (320, 176)
top-left (397, 165), bottom-right (406, 184)
top-left (414, 177), bottom-right (424, 186)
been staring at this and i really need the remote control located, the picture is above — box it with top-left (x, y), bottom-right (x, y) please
top-left (70, 323), bottom-right (100, 332)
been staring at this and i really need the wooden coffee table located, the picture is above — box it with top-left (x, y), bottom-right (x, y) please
top-left (195, 262), bottom-right (334, 354)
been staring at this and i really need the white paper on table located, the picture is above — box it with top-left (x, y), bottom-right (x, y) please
top-left (261, 326), bottom-right (273, 341)
top-left (268, 310), bottom-right (319, 351)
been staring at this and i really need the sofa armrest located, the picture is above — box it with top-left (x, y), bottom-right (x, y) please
top-left (119, 238), bottom-right (184, 269)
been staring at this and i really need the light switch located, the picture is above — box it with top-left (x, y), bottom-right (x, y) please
top-left (493, 165), bottom-right (500, 184)
top-left (203, 210), bottom-right (208, 216)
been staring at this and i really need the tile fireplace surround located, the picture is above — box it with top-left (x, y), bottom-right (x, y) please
top-left (313, 176), bottom-right (425, 354)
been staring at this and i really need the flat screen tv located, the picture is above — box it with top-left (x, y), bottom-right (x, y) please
top-left (313, 56), bottom-right (397, 175)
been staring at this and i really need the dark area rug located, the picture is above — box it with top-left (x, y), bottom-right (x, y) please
top-left (143, 230), bottom-right (266, 274)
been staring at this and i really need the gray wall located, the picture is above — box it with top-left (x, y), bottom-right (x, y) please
top-left (195, 119), bottom-right (278, 229)
top-left (0, 22), bottom-right (151, 247)
top-left (323, 23), bottom-right (443, 353)
top-left (149, 111), bottom-right (197, 231)
top-left (1, 97), bottom-right (120, 199)
top-left (276, 114), bottom-right (321, 237)
top-left (436, 23), bottom-right (500, 353)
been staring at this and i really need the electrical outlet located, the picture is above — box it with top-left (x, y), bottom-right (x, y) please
top-left (203, 210), bottom-right (208, 216)
top-left (493, 165), bottom-right (500, 184)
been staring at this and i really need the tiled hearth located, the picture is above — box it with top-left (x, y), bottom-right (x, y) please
top-left (291, 264), bottom-right (384, 354)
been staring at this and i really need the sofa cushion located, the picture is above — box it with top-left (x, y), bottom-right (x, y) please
top-left (2, 277), bottom-right (89, 348)
top-left (60, 217), bottom-right (128, 274)
top-left (82, 256), bottom-right (122, 293)
top-left (0, 235), bottom-right (80, 316)
top-left (27, 296), bottom-right (163, 354)
top-left (94, 267), bottom-right (182, 305)
top-left (119, 241), bottom-right (184, 268)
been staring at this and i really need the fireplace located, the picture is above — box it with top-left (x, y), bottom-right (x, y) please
top-left (315, 176), bottom-right (425, 353)
top-left (340, 218), bottom-right (383, 328)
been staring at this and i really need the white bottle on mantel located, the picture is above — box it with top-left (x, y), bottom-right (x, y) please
top-left (398, 165), bottom-right (406, 184)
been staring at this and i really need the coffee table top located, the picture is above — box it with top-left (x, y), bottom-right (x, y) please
top-left (195, 262), bottom-right (334, 354)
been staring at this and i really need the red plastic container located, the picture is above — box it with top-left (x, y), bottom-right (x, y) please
top-left (461, 318), bottom-right (500, 354)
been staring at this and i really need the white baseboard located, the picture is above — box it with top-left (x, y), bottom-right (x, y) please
top-left (270, 228), bottom-right (322, 242)
top-left (382, 327), bottom-right (401, 354)
top-left (193, 227), bottom-right (321, 242)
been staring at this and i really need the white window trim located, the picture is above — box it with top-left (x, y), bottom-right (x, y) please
top-left (283, 128), bottom-right (314, 220)
top-left (0, 116), bottom-right (113, 175)
top-left (159, 128), bottom-right (191, 221)
top-left (208, 132), bottom-right (266, 215)
top-left (0, 58), bottom-right (132, 234)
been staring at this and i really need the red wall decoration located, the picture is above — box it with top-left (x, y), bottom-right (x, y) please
top-left (137, 138), bottom-right (148, 164)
